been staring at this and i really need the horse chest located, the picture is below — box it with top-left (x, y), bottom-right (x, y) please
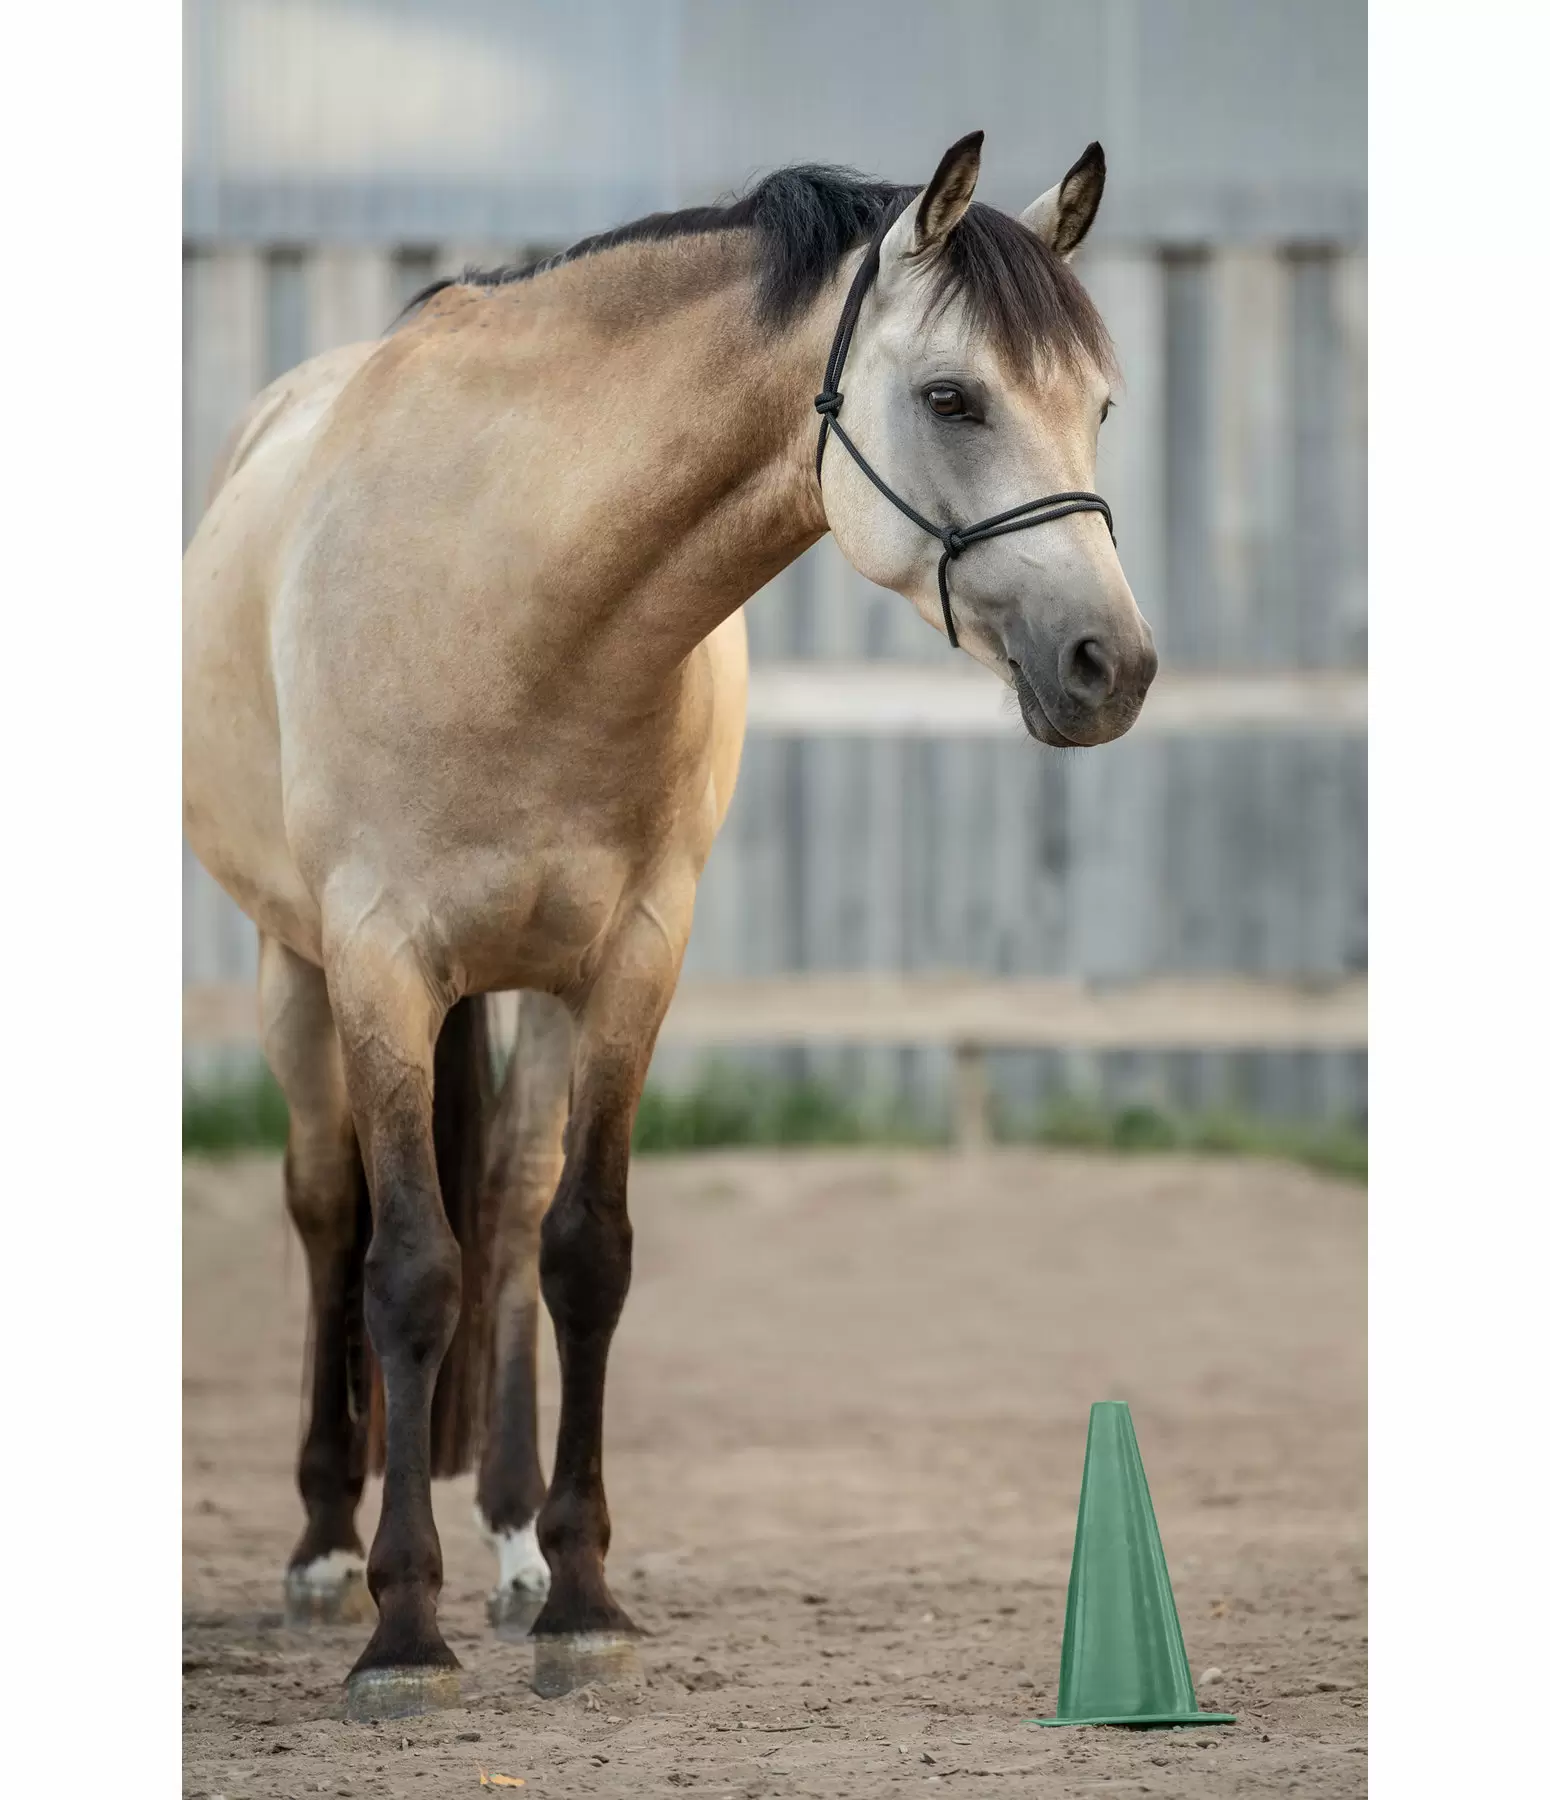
top-left (435, 834), bottom-right (658, 995)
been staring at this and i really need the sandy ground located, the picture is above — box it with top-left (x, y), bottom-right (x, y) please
top-left (184, 1147), bottom-right (1366, 1798)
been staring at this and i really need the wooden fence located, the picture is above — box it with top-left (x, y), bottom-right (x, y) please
top-left (185, 972), bottom-right (1366, 1147)
top-left (183, 238), bottom-right (1366, 1124)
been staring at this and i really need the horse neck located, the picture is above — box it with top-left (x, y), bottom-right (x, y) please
top-left (535, 242), bottom-right (837, 684)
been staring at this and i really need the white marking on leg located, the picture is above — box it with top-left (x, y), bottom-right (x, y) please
top-left (289, 1548), bottom-right (366, 1594)
top-left (474, 1503), bottom-right (551, 1595)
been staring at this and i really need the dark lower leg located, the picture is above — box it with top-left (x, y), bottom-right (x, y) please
top-left (532, 1107), bottom-right (635, 1640)
top-left (351, 1124), bottom-right (463, 1677)
top-left (287, 1145), bottom-right (371, 1575)
top-left (258, 938), bottom-right (374, 1618)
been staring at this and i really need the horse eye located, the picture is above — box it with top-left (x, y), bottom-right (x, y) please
top-left (926, 385), bottom-right (966, 418)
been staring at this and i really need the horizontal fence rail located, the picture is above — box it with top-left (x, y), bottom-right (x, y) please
top-left (185, 974), bottom-right (1366, 1148)
top-left (744, 665), bottom-right (1367, 736)
top-left (186, 974), bottom-right (1367, 1050)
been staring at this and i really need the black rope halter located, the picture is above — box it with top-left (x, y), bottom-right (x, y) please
top-left (814, 229), bottom-right (1115, 651)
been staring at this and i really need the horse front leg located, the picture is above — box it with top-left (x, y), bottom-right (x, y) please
top-left (324, 924), bottom-right (464, 1721)
top-left (476, 990), bottom-right (573, 1639)
top-left (258, 937), bottom-right (372, 1628)
top-left (529, 894), bottom-right (689, 1698)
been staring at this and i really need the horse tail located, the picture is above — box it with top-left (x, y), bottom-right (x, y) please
top-left (366, 994), bottom-right (496, 1478)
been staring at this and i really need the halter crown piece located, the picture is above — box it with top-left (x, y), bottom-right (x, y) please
top-left (814, 225), bottom-right (1115, 651)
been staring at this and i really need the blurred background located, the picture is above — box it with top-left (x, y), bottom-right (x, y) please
top-left (183, 0), bottom-right (1367, 1154)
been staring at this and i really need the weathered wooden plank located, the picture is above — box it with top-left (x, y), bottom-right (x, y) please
top-left (185, 974), bottom-right (1368, 1051)
top-left (1161, 249), bottom-right (1212, 667)
top-left (1208, 249), bottom-right (1292, 668)
top-left (307, 247), bottom-right (397, 356)
top-left (858, 735), bottom-right (908, 1111)
top-left (262, 248), bottom-right (310, 385)
top-left (1081, 247), bottom-right (1167, 646)
top-left (806, 536), bottom-right (862, 661)
top-left (1331, 251), bottom-right (1369, 667)
top-left (1288, 247), bottom-right (1342, 668)
top-left (184, 246), bottom-right (263, 542)
top-left (390, 245), bottom-right (441, 312)
top-left (726, 735), bottom-right (786, 978)
top-left (741, 664), bottom-right (1367, 734)
top-left (1068, 736), bottom-right (1161, 982)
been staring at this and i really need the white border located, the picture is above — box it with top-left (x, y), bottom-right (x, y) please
top-left (1371, 2), bottom-right (1549, 1792)
top-left (11, 4), bottom-right (1548, 1789)
top-left (2, 0), bottom-right (182, 1784)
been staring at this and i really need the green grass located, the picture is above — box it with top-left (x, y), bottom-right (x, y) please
top-left (631, 1066), bottom-right (934, 1152)
top-left (185, 1065), bottom-right (1363, 1179)
top-left (1020, 1095), bottom-right (1367, 1181)
top-left (184, 1068), bottom-right (291, 1154)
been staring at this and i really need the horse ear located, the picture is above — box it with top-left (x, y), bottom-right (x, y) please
top-left (878, 131), bottom-right (984, 284)
top-left (1022, 141), bottom-right (1106, 259)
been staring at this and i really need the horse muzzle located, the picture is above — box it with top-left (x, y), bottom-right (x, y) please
top-left (1010, 622), bottom-right (1157, 748)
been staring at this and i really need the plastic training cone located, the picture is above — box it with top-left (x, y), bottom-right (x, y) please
top-left (1030, 1401), bottom-right (1235, 1728)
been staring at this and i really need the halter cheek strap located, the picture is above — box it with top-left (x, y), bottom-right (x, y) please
top-left (814, 230), bottom-right (1115, 651)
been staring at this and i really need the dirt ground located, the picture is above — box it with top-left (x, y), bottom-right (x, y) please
top-left (184, 1147), bottom-right (1366, 1799)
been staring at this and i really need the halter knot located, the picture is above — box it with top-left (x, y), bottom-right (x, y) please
top-left (813, 390), bottom-right (844, 417)
top-left (942, 528), bottom-right (969, 558)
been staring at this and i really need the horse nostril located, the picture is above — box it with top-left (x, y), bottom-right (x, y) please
top-left (1060, 635), bottom-right (1116, 708)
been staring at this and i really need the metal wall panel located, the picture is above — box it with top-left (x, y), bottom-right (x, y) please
top-left (183, 1), bottom-right (1366, 247)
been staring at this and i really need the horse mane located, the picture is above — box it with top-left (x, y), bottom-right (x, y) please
top-left (397, 163), bottom-right (1115, 375)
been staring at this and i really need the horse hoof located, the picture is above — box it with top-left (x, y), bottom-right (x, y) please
top-left (531, 1632), bottom-right (642, 1699)
top-left (343, 1665), bottom-right (461, 1722)
top-left (487, 1584), bottom-right (548, 1642)
top-left (284, 1555), bottom-right (373, 1628)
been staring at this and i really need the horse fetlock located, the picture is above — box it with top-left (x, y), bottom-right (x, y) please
top-left (290, 1496), bottom-right (365, 1562)
top-left (532, 1562), bottom-right (638, 1641)
top-left (352, 1582), bottom-right (457, 1675)
top-left (536, 1487), bottom-right (610, 1565)
top-left (476, 1507), bottom-right (552, 1593)
top-left (476, 1509), bottom-right (552, 1639)
top-left (284, 1548), bottom-right (373, 1628)
top-left (366, 1539), bottom-right (445, 1601)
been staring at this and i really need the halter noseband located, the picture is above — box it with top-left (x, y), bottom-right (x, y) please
top-left (814, 230), bottom-right (1115, 651)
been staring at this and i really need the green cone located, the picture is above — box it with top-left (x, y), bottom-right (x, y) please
top-left (1030, 1401), bottom-right (1235, 1728)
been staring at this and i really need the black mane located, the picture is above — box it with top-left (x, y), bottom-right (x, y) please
top-left (399, 163), bottom-right (1114, 374)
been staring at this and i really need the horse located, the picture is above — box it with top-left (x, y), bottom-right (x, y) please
top-left (182, 130), bottom-right (1157, 1720)
top-left (198, 357), bottom-right (748, 1661)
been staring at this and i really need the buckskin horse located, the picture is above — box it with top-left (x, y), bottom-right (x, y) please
top-left (183, 131), bottom-right (1156, 1719)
